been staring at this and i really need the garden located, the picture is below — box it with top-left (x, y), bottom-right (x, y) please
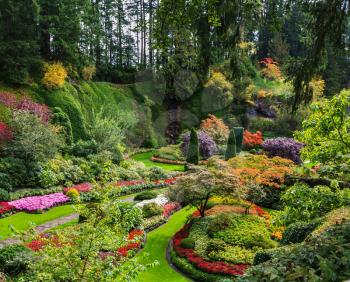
top-left (1, 1), bottom-right (350, 280)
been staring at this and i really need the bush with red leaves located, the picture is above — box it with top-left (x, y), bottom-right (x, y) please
top-left (117, 229), bottom-right (144, 257)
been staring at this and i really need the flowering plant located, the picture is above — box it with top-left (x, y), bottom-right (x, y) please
top-left (262, 137), bottom-right (304, 164)
top-left (117, 229), bottom-right (144, 257)
top-left (0, 202), bottom-right (14, 215)
top-left (182, 130), bottom-right (218, 159)
top-left (243, 130), bottom-right (263, 149)
top-left (63, 182), bottom-right (92, 194)
top-left (163, 202), bottom-right (181, 217)
top-left (9, 193), bottom-right (70, 212)
top-left (200, 114), bottom-right (229, 145)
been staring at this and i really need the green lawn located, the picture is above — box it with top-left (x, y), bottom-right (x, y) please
top-left (0, 205), bottom-right (75, 240)
top-left (132, 151), bottom-right (185, 172)
top-left (135, 207), bottom-right (196, 282)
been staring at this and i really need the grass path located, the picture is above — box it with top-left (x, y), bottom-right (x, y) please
top-left (136, 207), bottom-right (195, 282)
top-left (132, 151), bottom-right (185, 172)
top-left (0, 205), bottom-right (75, 240)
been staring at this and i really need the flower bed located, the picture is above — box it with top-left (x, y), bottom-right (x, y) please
top-left (172, 225), bottom-right (249, 276)
top-left (9, 193), bottom-right (70, 212)
top-left (117, 229), bottom-right (145, 257)
top-left (0, 201), bottom-right (14, 216)
top-left (63, 182), bottom-right (92, 194)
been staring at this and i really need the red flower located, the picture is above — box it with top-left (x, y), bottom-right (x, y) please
top-left (63, 182), bottom-right (92, 194)
top-left (243, 130), bottom-right (263, 149)
top-left (0, 123), bottom-right (13, 143)
top-left (0, 202), bottom-right (14, 214)
top-left (163, 202), bottom-right (180, 217)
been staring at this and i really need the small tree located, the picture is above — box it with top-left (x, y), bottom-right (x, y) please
top-left (234, 127), bottom-right (244, 153)
top-left (225, 129), bottom-right (236, 160)
top-left (186, 128), bottom-right (199, 165)
top-left (168, 168), bottom-right (242, 217)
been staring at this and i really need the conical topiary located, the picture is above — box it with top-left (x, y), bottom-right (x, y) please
top-left (186, 128), bottom-right (199, 165)
top-left (225, 129), bottom-right (236, 160)
top-left (234, 127), bottom-right (244, 154)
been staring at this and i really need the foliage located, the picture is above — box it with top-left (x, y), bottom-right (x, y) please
top-left (51, 107), bottom-right (73, 145)
top-left (148, 167), bottom-right (167, 181)
top-left (225, 129), bottom-right (236, 160)
top-left (185, 128), bottom-right (199, 165)
top-left (243, 130), bottom-right (263, 149)
top-left (282, 183), bottom-right (350, 224)
top-left (82, 65), bottom-right (96, 81)
top-left (134, 191), bottom-right (158, 201)
top-left (168, 168), bottom-right (242, 217)
top-left (295, 90), bottom-right (350, 165)
top-left (260, 58), bottom-right (283, 81)
top-left (6, 111), bottom-right (63, 163)
top-left (153, 145), bottom-right (184, 161)
top-left (142, 203), bottom-right (163, 218)
top-left (281, 220), bottom-right (321, 245)
top-left (0, 122), bottom-right (13, 144)
top-left (0, 189), bottom-right (10, 201)
top-left (313, 207), bottom-right (350, 235)
top-left (181, 238), bottom-right (196, 249)
top-left (239, 221), bottom-right (350, 282)
top-left (234, 127), bottom-right (244, 154)
top-left (42, 62), bottom-right (68, 89)
top-left (208, 244), bottom-right (259, 265)
top-left (182, 130), bottom-right (217, 160)
top-left (262, 137), bottom-right (304, 164)
top-left (0, 244), bottom-right (33, 275)
top-left (200, 114), bottom-right (229, 145)
top-left (69, 140), bottom-right (98, 158)
top-left (65, 188), bottom-right (79, 199)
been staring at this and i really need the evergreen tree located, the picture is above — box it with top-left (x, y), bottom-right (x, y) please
top-left (186, 128), bottom-right (199, 165)
top-left (234, 127), bottom-right (244, 154)
top-left (225, 129), bottom-right (236, 161)
top-left (51, 107), bottom-right (74, 146)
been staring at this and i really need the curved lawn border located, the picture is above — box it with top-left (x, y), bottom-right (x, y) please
top-left (135, 207), bottom-right (195, 282)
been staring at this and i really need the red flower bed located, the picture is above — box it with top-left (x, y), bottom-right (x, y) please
top-left (115, 180), bottom-right (145, 187)
top-left (243, 130), bottom-right (263, 149)
top-left (63, 182), bottom-right (92, 194)
top-left (173, 226), bottom-right (249, 276)
top-left (163, 202), bottom-right (181, 217)
top-left (117, 229), bottom-right (144, 257)
top-left (0, 122), bottom-right (13, 143)
top-left (0, 202), bottom-right (14, 215)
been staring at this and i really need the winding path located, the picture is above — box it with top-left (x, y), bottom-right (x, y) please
top-left (135, 207), bottom-right (195, 282)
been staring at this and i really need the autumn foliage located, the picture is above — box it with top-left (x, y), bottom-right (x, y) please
top-left (200, 114), bottom-right (229, 145)
top-left (42, 62), bottom-right (68, 89)
top-left (259, 58), bottom-right (283, 80)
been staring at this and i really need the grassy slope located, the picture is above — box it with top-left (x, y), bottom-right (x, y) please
top-left (0, 205), bottom-right (75, 240)
top-left (136, 207), bottom-right (195, 282)
top-left (132, 151), bottom-right (185, 172)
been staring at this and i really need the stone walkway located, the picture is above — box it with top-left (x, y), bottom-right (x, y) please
top-left (0, 213), bottom-right (79, 249)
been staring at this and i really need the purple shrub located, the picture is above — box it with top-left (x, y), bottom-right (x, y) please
top-left (262, 137), bottom-right (304, 164)
top-left (181, 130), bottom-right (218, 159)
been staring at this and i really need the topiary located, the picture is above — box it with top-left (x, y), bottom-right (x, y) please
top-left (234, 127), bottom-right (244, 153)
top-left (134, 191), bottom-right (158, 201)
top-left (225, 129), bottom-right (236, 160)
top-left (0, 188), bottom-right (10, 201)
top-left (0, 244), bottom-right (33, 275)
top-left (181, 238), bottom-right (196, 249)
top-left (281, 220), bottom-right (322, 245)
top-left (186, 128), bottom-right (199, 165)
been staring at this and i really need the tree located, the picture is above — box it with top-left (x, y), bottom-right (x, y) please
top-left (186, 128), bottom-right (199, 165)
top-left (168, 168), bottom-right (242, 217)
top-left (234, 127), bottom-right (244, 154)
top-left (225, 129), bottom-right (236, 161)
top-left (294, 89), bottom-right (350, 164)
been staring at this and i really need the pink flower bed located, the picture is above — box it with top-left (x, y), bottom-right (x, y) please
top-left (63, 182), bottom-right (92, 194)
top-left (9, 193), bottom-right (70, 212)
top-left (163, 202), bottom-right (181, 217)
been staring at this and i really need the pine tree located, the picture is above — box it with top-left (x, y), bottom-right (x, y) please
top-left (234, 127), bottom-right (244, 154)
top-left (225, 129), bottom-right (236, 161)
top-left (186, 128), bottom-right (199, 165)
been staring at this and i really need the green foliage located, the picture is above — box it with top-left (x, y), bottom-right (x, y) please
top-left (186, 128), bottom-right (199, 165)
top-left (281, 220), bottom-right (322, 245)
top-left (208, 244), bottom-right (259, 264)
top-left (142, 203), bottom-right (163, 218)
top-left (0, 188), bottom-right (10, 201)
top-left (134, 191), bottom-right (158, 201)
top-left (247, 185), bottom-right (282, 209)
top-left (69, 140), bottom-right (98, 158)
top-left (225, 129), bottom-right (236, 160)
top-left (6, 111), bottom-right (63, 163)
top-left (234, 127), bottom-right (243, 154)
top-left (153, 145), bottom-right (185, 161)
top-left (148, 167), bottom-right (167, 181)
top-left (181, 238), bottom-right (196, 249)
top-left (0, 244), bottom-right (33, 275)
top-left (0, 157), bottom-right (27, 189)
top-left (282, 183), bottom-right (350, 224)
top-left (239, 221), bottom-right (350, 282)
top-left (253, 247), bottom-right (287, 265)
top-left (51, 107), bottom-right (73, 145)
top-left (295, 90), bottom-right (350, 164)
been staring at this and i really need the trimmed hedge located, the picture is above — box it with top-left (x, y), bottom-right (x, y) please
top-left (281, 219), bottom-right (322, 245)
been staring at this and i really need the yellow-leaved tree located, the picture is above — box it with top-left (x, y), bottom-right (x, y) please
top-left (42, 62), bottom-right (68, 89)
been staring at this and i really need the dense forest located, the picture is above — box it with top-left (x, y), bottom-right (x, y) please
top-left (1, 1), bottom-right (350, 282)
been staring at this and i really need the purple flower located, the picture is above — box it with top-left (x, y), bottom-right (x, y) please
top-left (9, 193), bottom-right (70, 212)
top-left (262, 137), bottom-right (304, 164)
top-left (181, 130), bottom-right (218, 159)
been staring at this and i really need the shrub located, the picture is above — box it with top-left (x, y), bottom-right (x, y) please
top-left (182, 130), bottom-right (218, 160)
top-left (259, 58), bottom-right (283, 80)
top-left (0, 244), bottom-right (32, 275)
top-left (200, 114), bottom-right (229, 145)
top-left (234, 127), bottom-right (244, 154)
top-left (69, 140), bottom-right (98, 158)
top-left (225, 129), bottom-right (236, 160)
top-left (0, 188), bottom-right (10, 201)
top-left (281, 220), bottom-right (321, 245)
top-left (262, 137), bottom-right (304, 164)
top-left (42, 62), bottom-right (68, 88)
top-left (247, 185), bottom-right (282, 209)
top-left (0, 122), bottom-right (13, 144)
top-left (153, 145), bottom-right (185, 161)
top-left (186, 128), bottom-right (199, 164)
top-left (51, 107), bottom-right (73, 145)
top-left (82, 65), bottom-right (96, 81)
top-left (134, 191), bottom-right (158, 201)
top-left (148, 167), bottom-right (167, 181)
top-left (142, 203), bottom-right (163, 218)
top-left (208, 245), bottom-right (259, 264)
top-left (66, 188), bottom-right (80, 199)
top-left (243, 130), bottom-right (263, 149)
top-left (0, 173), bottom-right (12, 192)
top-left (181, 238), bottom-right (195, 249)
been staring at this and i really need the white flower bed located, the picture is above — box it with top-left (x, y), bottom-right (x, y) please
top-left (136, 194), bottom-right (169, 208)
